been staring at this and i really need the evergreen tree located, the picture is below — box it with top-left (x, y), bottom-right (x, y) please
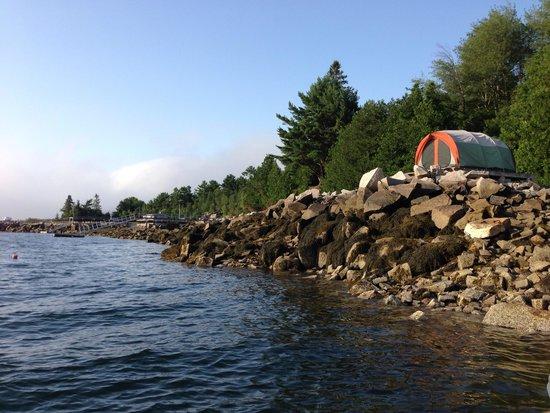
top-left (276, 60), bottom-right (359, 185)
top-left (60, 195), bottom-right (75, 218)
top-left (92, 194), bottom-right (101, 212)
top-left (322, 100), bottom-right (388, 191)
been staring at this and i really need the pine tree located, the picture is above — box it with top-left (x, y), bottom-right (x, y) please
top-left (322, 100), bottom-right (388, 191)
top-left (92, 194), bottom-right (101, 212)
top-left (60, 195), bottom-right (75, 218)
top-left (276, 60), bottom-right (359, 185)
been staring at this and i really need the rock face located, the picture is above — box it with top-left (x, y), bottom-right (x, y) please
top-left (483, 303), bottom-right (550, 333)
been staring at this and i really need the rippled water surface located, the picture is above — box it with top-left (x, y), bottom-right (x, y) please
top-left (0, 232), bottom-right (549, 412)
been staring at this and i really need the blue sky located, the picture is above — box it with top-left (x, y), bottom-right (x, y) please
top-left (0, 0), bottom-right (538, 217)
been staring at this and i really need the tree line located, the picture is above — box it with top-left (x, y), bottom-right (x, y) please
top-left (77, 2), bottom-right (549, 219)
top-left (59, 194), bottom-right (108, 220)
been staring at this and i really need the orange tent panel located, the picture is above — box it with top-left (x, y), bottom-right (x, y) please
top-left (415, 131), bottom-right (460, 168)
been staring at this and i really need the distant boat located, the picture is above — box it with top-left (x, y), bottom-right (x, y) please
top-left (53, 233), bottom-right (85, 238)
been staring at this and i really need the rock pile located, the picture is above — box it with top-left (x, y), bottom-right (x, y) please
top-left (93, 226), bottom-right (183, 245)
top-left (159, 168), bottom-right (550, 331)
top-left (0, 221), bottom-right (51, 233)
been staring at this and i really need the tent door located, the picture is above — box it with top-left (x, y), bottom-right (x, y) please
top-left (421, 139), bottom-right (452, 168)
top-left (421, 140), bottom-right (435, 167)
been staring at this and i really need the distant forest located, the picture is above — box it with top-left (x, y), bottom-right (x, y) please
top-left (67, 2), bottom-right (549, 219)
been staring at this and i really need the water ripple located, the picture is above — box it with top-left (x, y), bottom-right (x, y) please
top-left (0, 232), bottom-right (549, 412)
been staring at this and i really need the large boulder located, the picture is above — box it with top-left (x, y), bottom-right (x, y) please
top-left (464, 218), bottom-right (510, 239)
top-left (364, 190), bottom-right (402, 213)
top-left (475, 177), bottom-right (502, 199)
top-left (438, 170), bottom-right (468, 189)
top-left (431, 205), bottom-right (465, 229)
top-left (282, 201), bottom-right (307, 220)
top-left (342, 188), bottom-right (371, 214)
top-left (359, 168), bottom-right (385, 191)
top-left (301, 203), bottom-right (327, 221)
top-left (272, 255), bottom-right (300, 274)
top-left (387, 263), bottom-right (413, 284)
top-left (260, 239), bottom-right (286, 267)
top-left (514, 198), bottom-right (543, 212)
top-left (410, 194), bottom-right (452, 216)
top-left (296, 188), bottom-right (321, 205)
top-left (297, 214), bottom-right (338, 268)
top-left (483, 303), bottom-right (550, 333)
top-left (389, 182), bottom-right (419, 199)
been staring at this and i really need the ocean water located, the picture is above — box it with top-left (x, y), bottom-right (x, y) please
top-left (0, 232), bottom-right (549, 412)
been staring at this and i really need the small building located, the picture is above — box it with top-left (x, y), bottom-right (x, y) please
top-left (415, 130), bottom-right (516, 172)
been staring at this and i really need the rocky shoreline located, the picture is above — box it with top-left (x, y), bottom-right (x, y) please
top-left (92, 168), bottom-right (550, 333)
top-left (3, 168), bottom-right (550, 333)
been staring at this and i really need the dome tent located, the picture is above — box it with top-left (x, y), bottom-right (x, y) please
top-left (414, 130), bottom-right (516, 172)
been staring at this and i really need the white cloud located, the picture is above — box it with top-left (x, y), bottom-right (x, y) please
top-left (0, 135), bottom-right (279, 219)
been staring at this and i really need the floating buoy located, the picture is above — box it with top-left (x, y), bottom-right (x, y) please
top-left (11, 252), bottom-right (18, 260)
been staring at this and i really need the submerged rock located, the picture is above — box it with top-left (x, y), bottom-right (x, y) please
top-left (409, 310), bottom-right (425, 321)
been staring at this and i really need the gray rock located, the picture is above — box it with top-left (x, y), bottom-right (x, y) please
top-left (358, 290), bottom-right (379, 300)
top-left (464, 218), bottom-right (510, 239)
top-left (301, 202), bottom-right (326, 221)
top-left (359, 168), bottom-right (385, 191)
top-left (387, 263), bottom-right (413, 284)
top-left (457, 288), bottom-right (485, 306)
top-left (389, 182), bottom-right (418, 199)
top-left (458, 252), bottom-right (476, 270)
top-left (409, 310), bottom-right (425, 320)
top-left (438, 170), bottom-right (468, 189)
top-left (413, 165), bottom-right (429, 178)
top-left (372, 276), bottom-right (388, 285)
top-left (399, 290), bottom-right (413, 304)
top-left (431, 205), bottom-right (464, 229)
top-left (364, 190), bottom-right (402, 213)
top-left (475, 177), bottom-right (502, 198)
top-left (383, 294), bottom-right (401, 306)
top-left (532, 245), bottom-right (550, 262)
top-left (410, 194), bottom-right (451, 216)
top-left (514, 278), bottom-right (531, 289)
top-left (483, 302), bottom-right (550, 333)
top-left (428, 280), bottom-right (453, 293)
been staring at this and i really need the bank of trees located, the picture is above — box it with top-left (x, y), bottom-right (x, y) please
top-left (59, 194), bottom-right (108, 219)
top-left (113, 2), bottom-right (548, 218)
